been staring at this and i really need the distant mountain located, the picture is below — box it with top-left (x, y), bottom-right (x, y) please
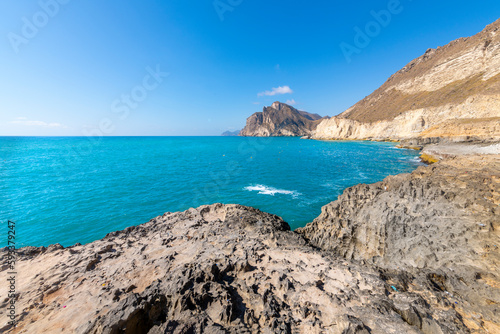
top-left (240, 102), bottom-right (326, 137)
top-left (297, 109), bottom-right (322, 121)
top-left (313, 18), bottom-right (500, 142)
top-left (221, 130), bottom-right (240, 136)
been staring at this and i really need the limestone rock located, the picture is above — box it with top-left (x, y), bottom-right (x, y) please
top-left (0, 203), bottom-right (469, 333)
top-left (312, 19), bottom-right (500, 141)
top-left (240, 102), bottom-right (325, 137)
top-left (297, 155), bottom-right (500, 332)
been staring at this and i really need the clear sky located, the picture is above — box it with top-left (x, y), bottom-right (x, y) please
top-left (1, 0), bottom-right (499, 136)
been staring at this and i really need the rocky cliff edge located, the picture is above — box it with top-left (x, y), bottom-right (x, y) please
top-left (240, 102), bottom-right (325, 137)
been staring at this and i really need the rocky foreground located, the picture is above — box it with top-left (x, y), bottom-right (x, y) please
top-left (1, 152), bottom-right (499, 333)
top-left (298, 154), bottom-right (500, 333)
top-left (0, 205), bottom-right (450, 334)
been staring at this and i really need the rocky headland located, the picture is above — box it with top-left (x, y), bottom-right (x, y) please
top-left (238, 20), bottom-right (499, 142)
top-left (221, 130), bottom-right (240, 137)
top-left (239, 102), bottom-right (325, 137)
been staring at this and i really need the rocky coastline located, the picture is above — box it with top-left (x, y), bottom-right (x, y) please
top-left (1, 142), bottom-right (499, 333)
top-left (239, 20), bottom-right (500, 143)
top-left (2, 16), bottom-right (500, 334)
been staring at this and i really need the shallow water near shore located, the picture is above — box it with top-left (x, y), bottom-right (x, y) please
top-left (0, 136), bottom-right (422, 247)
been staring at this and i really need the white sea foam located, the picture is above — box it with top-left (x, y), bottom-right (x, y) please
top-left (358, 171), bottom-right (368, 179)
top-left (399, 156), bottom-right (425, 165)
top-left (410, 156), bottom-right (425, 164)
top-left (244, 184), bottom-right (301, 198)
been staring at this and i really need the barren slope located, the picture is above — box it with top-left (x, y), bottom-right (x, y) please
top-left (341, 19), bottom-right (500, 123)
top-left (313, 19), bottom-right (500, 141)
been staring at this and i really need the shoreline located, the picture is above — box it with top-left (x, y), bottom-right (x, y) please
top-left (306, 135), bottom-right (500, 163)
top-left (2, 139), bottom-right (499, 332)
top-left (2, 136), bottom-right (421, 250)
top-left (0, 142), bottom-right (500, 333)
top-left (3, 137), bottom-right (496, 252)
top-left (4, 138), bottom-right (497, 252)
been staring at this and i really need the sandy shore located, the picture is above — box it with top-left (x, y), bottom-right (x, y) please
top-left (422, 142), bottom-right (500, 159)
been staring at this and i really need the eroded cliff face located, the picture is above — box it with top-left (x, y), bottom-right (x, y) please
top-left (0, 203), bottom-right (474, 334)
top-left (297, 155), bottom-right (500, 332)
top-left (312, 19), bottom-right (500, 141)
top-left (240, 102), bottom-right (325, 137)
top-left (312, 95), bottom-right (500, 141)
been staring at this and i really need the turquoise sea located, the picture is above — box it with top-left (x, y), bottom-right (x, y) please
top-left (0, 137), bottom-right (422, 248)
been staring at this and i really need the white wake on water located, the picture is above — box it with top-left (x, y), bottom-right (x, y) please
top-left (244, 184), bottom-right (301, 198)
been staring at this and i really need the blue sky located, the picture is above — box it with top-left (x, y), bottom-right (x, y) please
top-left (0, 1), bottom-right (499, 136)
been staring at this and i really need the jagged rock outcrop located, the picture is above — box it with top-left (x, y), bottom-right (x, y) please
top-left (297, 155), bottom-right (500, 333)
top-left (0, 203), bottom-right (474, 333)
top-left (240, 102), bottom-right (325, 137)
top-left (312, 19), bottom-right (500, 141)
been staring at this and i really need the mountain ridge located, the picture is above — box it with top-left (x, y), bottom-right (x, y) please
top-left (312, 18), bottom-right (500, 141)
top-left (221, 130), bottom-right (240, 136)
top-left (237, 19), bottom-right (500, 141)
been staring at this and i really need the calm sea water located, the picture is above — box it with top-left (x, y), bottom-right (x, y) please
top-left (0, 137), bottom-right (422, 247)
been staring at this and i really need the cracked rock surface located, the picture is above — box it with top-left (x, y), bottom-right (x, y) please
top-left (298, 155), bottom-right (500, 333)
top-left (0, 202), bottom-right (471, 333)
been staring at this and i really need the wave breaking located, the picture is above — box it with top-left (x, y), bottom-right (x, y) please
top-left (244, 184), bottom-right (301, 198)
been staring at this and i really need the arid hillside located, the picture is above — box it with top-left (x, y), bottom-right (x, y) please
top-left (313, 19), bottom-right (500, 141)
